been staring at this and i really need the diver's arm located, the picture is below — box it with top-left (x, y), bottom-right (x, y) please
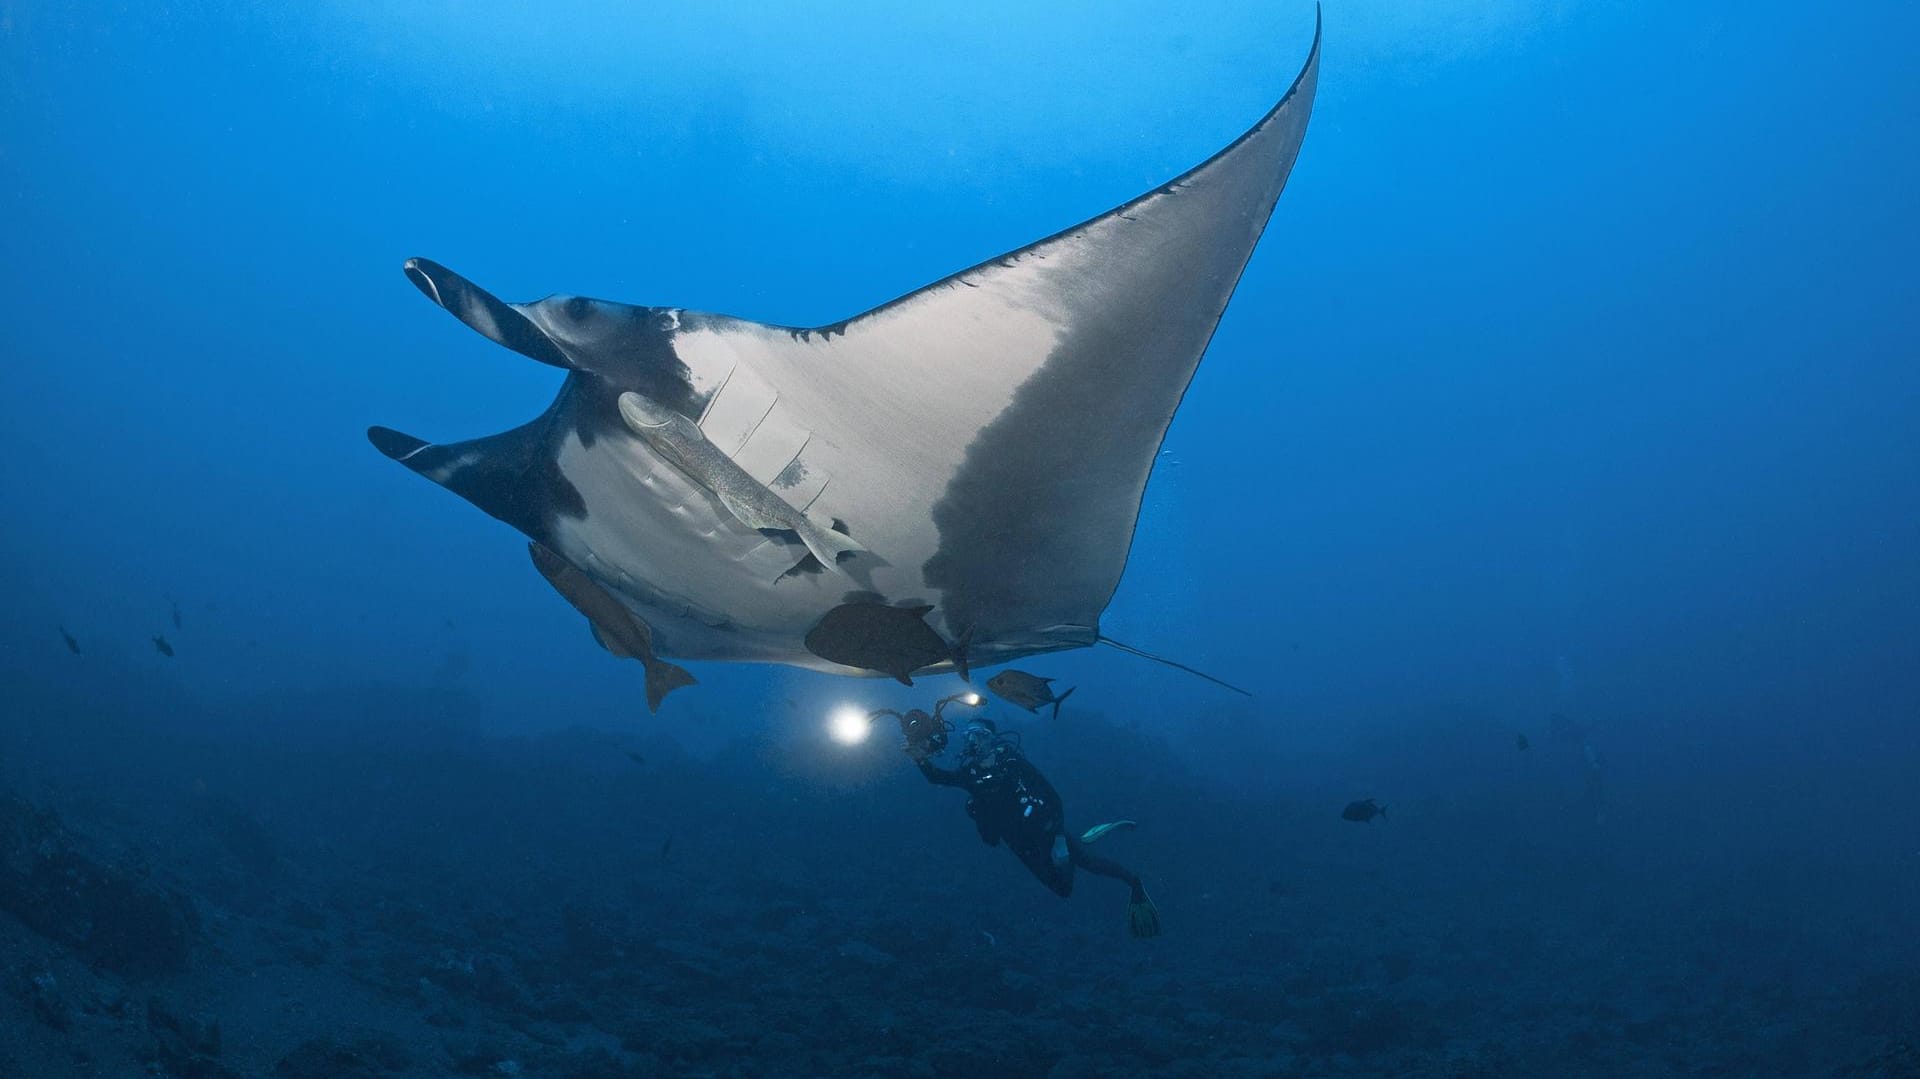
top-left (914, 757), bottom-right (968, 787)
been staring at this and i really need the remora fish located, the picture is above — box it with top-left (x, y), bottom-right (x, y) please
top-left (616, 391), bottom-right (863, 577)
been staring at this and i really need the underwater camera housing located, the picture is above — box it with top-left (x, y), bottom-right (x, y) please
top-left (880, 692), bottom-right (985, 758)
top-left (895, 708), bottom-right (949, 757)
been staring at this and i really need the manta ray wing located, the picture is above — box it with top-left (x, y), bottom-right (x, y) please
top-left (666, 11), bottom-right (1321, 645)
top-left (372, 12), bottom-right (1320, 679)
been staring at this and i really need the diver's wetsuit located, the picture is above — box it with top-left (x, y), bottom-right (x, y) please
top-left (1549, 712), bottom-right (1607, 824)
top-left (916, 744), bottom-right (1140, 898)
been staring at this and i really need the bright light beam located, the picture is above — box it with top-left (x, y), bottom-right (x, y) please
top-left (827, 705), bottom-right (872, 746)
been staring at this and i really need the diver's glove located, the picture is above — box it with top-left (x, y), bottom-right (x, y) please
top-left (1127, 882), bottom-right (1161, 939)
top-left (903, 740), bottom-right (931, 763)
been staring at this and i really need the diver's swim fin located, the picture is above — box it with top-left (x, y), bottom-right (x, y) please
top-left (1128, 882), bottom-right (1161, 939)
top-left (1079, 820), bottom-right (1138, 845)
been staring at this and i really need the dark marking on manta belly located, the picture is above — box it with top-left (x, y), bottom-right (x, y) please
top-left (774, 457), bottom-right (809, 489)
top-left (923, 285), bottom-right (1188, 639)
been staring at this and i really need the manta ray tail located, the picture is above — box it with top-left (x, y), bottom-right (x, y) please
top-left (1097, 636), bottom-right (1252, 697)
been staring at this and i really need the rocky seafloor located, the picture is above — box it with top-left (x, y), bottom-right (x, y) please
top-left (1, 677), bottom-right (1915, 1078)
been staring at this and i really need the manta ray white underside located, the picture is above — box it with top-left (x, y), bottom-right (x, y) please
top-left (371, 12), bottom-right (1321, 708)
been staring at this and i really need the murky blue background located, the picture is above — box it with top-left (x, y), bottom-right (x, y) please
top-left (2, 3), bottom-right (1916, 1074)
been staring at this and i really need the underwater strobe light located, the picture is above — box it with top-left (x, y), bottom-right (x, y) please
top-left (827, 705), bottom-right (872, 746)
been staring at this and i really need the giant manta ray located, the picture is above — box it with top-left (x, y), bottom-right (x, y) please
top-left (371, 14), bottom-right (1321, 710)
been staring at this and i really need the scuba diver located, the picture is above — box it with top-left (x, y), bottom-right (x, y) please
top-left (1548, 711), bottom-right (1607, 824)
top-left (874, 695), bottom-right (1160, 938)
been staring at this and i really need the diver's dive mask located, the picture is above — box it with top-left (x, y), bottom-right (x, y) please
top-left (960, 720), bottom-right (999, 762)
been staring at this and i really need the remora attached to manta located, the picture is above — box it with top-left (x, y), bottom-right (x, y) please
top-left (370, 12), bottom-right (1321, 709)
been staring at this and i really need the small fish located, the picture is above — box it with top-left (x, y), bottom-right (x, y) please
top-left (169, 599), bottom-right (182, 630)
top-left (625, 751), bottom-right (647, 767)
top-left (58, 627), bottom-right (81, 654)
top-left (528, 542), bottom-right (696, 712)
top-left (153, 635), bottom-right (175, 658)
top-left (1341, 798), bottom-right (1385, 823)
top-left (659, 835), bottom-right (673, 860)
top-left (784, 697), bottom-right (799, 712)
top-left (986, 670), bottom-right (1075, 718)
top-left (1516, 733), bottom-right (1530, 751)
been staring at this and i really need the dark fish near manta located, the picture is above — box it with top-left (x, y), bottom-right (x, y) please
top-left (803, 601), bottom-right (970, 686)
top-left (985, 670), bottom-right (1076, 719)
top-left (527, 542), bottom-right (696, 712)
top-left (1341, 798), bottom-right (1385, 823)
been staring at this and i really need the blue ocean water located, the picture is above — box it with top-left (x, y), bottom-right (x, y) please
top-left (2, 2), bottom-right (1916, 1075)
